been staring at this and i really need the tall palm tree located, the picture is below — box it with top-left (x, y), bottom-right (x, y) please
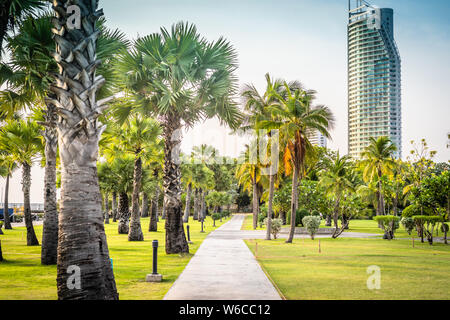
top-left (242, 74), bottom-right (291, 239)
top-left (116, 22), bottom-right (242, 253)
top-left (108, 155), bottom-right (134, 234)
top-left (117, 117), bottom-right (162, 240)
top-left (0, 0), bottom-right (44, 57)
top-left (0, 119), bottom-right (42, 245)
top-left (181, 157), bottom-right (195, 223)
top-left (2, 12), bottom-right (128, 266)
top-left (50, 0), bottom-right (118, 300)
top-left (259, 82), bottom-right (335, 243)
top-left (319, 152), bottom-right (355, 235)
top-left (236, 143), bottom-right (262, 229)
top-left (360, 136), bottom-right (397, 216)
top-left (0, 154), bottom-right (16, 229)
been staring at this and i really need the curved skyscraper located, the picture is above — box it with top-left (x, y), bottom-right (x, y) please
top-left (347, 0), bottom-right (402, 159)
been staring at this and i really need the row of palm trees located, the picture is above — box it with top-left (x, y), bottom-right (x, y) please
top-left (0, 0), bottom-right (242, 300)
top-left (236, 74), bottom-right (335, 242)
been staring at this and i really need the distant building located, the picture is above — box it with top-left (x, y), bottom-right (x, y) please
top-left (347, 0), bottom-right (402, 159)
top-left (307, 129), bottom-right (327, 148)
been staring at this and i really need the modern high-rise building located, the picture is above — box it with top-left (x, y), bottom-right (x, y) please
top-left (347, 0), bottom-right (402, 159)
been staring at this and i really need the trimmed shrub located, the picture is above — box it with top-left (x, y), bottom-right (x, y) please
top-left (374, 215), bottom-right (400, 240)
top-left (415, 216), bottom-right (443, 245)
top-left (402, 204), bottom-right (420, 218)
top-left (264, 218), bottom-right (282, 239)
top-left (211, 212), bottom-right (221, 227)
top-left (220, 211), bottom-right (231, 219)
top-left (401, 217), bottom-right (415, 235)
top-left (302, 216), bottom-right (321, 240)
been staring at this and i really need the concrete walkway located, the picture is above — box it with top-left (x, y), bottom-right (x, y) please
top-left (163, 214), bottom-right (282, 300)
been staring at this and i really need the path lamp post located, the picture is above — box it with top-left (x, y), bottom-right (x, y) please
top-left (200, 217), bottom-right (205, 233)
top-left (145, 240), bottom-right (162, 282)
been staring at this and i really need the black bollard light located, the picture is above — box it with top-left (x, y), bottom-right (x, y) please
top-left (187, 225), bottom-right (193, 243)
top-left (200, 218), bottom-right (205, 233)
top-left (152, 240), bottom-right (158, 275)
top-left (146, 240), bottom-right (162, 282)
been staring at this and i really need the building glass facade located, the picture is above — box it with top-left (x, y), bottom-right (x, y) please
top-left (347, 0), bottom-right (402, 158)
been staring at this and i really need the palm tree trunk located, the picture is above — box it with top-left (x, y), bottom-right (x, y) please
top-left (163, 113), bottom-right (189, 254)
top-left (193, 188), bottom-right (199, 220)
top-left (3, 173), bottom-right (11, 229)
top-left (41, 127), bottom-right (58, 264)
top-left (252, 177), bottom-right (258, 230)
top-left (104, 193), bottom-right (110, 225)
top-left (149, 196), bottom-right (158, 232)
top-left (141, 193), bottom-right (149, 217)
top-left (128, 156), bottom-right (144, 241)
top-left (51, 0), bottom-right (118, 300)
top-left (286, 165), bottom-right (299, 243)
top-left (201, 190), bottom-right (206, 221)
top-left (21, 163), bottom-right (39, 246)
top-left (183, 182), bottom-right (192, 223)
top-left (112, 192), bottom-right (117, 222)
top-left (266, 173), bottom-right (275, 240)
top-left (118, 192), bottom-right (130, 234)
top-left (161, 196), bottom-right (167, 219)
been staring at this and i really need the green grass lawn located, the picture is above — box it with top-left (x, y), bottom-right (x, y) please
top-left (0, 215), bottom-right (227, 300)
top-left (245, 237), bottom-right (450, 300)
top-left (241, 214), bottom-right (425, 239)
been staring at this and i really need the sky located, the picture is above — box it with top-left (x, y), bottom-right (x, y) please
top-left (2, 0), bottom-right (450, 204)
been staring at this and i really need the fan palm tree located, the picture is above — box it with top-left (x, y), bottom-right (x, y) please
top-left (116, 22), bottom-right (241, 253)
top-left (181, 157), bottom-right (195, 223)
top-left (49, 1), bottom-right (119, 300)
top-left (0, 0), bottom-right (45, 57)
top-left (1, 12), bottom-right (128, 266)
top-left (116, 116), bottom-right (162, 240)
top-left (360, 136), bottom-right (397, 216)
top-left (0, 119), bottom-right (42, 245)
top-left (258, 82), bottom-right (335, 243)
top-left (0, 154), bottom-right (16, 230)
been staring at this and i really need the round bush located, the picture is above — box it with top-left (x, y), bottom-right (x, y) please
top-left (302, 216), bottom-right (321, 240)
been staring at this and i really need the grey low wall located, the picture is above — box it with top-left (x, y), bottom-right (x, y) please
top-left (280, 227), bottom-right (336, 235)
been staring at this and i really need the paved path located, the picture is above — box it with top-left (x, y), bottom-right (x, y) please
top-left (164, 214), bottom-right (282, 300)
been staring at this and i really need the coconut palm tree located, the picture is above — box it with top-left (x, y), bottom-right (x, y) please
top-left (49, 0), bottom-right (118, 300)
top-left (116, 22), bottom-right (241, 253)
top-left (258, 82), bottom-right (335, 243)
top-left (360, 136), bottom-right (397, 216)
top-left (0, 0), bottom-right (44, 57)
top-left (0, 119), bottom-right (42, 245)
top-left (236, 143), bottom-right (263, 229)
top-left (242, 74), bottom-right (292, 239)
top-left (319, 152), bottom-right (355, 235)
